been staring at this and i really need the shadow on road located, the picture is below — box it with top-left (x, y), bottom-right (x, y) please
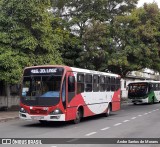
top-left (21, 113), bottom-right (117, 128)
top-left (130, 102), bottom-right (160, 106)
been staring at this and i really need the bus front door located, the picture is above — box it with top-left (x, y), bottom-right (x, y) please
top-left (66, 72), bottom-right (76, 121)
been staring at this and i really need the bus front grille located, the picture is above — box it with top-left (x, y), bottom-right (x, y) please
top-left (30, 109), bottom-right (47, 115)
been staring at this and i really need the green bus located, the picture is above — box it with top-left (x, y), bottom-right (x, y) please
top-left (128, 81), bottom-right (160, 104)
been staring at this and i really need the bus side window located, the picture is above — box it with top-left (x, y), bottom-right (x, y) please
top-left (68, 76), bottom-right (75, 92)
top-left (93, 75), bottom-right (99, 92)
top-left (153, 84), bottom-right (156, 91)
top-left (85, 74), bottom-right (92, 92)
top-left (62, 78), bottom-right (66, 102)
top-left (156, 83), bottom-right (158, 91)
top-left (111, 77), bottom-right (116, 91)
top-left (106, 76), bottom-right (110, 91)
top-left (62, 78), bottom-right (66, 108)
top-left (77, 74), bottom-right (84, 94)
top-left (100, 76), bottom-right (105, 92)
top-left (68, 76), bottom-right (75, 103)
top-left (149, 84), bottom-right (153, 91)
top-left (115, 78), bottom-right (120, 90)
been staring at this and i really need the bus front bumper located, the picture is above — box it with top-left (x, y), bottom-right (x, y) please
top-left (131, 98), bottom-right (148, 104)
top-left (19, 112), bottom-right (65, 121)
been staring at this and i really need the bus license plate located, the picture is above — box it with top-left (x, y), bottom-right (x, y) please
top-left (31, 116), bottom-right (44, 120)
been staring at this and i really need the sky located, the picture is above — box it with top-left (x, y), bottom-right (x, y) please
top-left (137, 0), bottom-right (160, 8)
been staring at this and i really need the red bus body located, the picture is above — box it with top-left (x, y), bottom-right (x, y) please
top-left (19, 65), bottom-right (121, 122)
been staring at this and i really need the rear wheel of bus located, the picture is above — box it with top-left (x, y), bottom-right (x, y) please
top-left (104, 104), bottom-right (111, 117)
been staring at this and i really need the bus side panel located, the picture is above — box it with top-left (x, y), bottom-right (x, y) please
top-left (66, 107), bottom-right (77, 121)
top-left (83, 105), bottom-right (96, 117)
top-left (112, 89), bottom-right (121, 111)
top-left (65, 94), bottom-right (95, 121)
top-left (148, 91), bottom-right (155, 103)
top-left (155, 91), bottom-right (160, 102)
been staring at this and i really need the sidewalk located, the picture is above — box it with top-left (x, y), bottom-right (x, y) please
top-left (0, 111), bottom-right (19, 122)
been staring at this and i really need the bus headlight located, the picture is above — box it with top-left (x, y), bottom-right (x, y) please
top-left (20, 107), bottom-right (26, 113)
top-left (50, 109), bottom-right (63, 115)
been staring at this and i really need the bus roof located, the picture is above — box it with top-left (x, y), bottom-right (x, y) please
top-left (24, 65), bottom-right (120, 78)
top-left (70, 67), bottom-right (119, 77)
top-left (128, 80), bottom-right (160, 84)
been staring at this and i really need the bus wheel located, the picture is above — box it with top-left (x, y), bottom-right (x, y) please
top-left (151, 97), bottom-right (154, 104)
top-left (133, 103), bottom-right (137, 105)
top-left (73, 109), bottom-right (82, 124)
top-left (104, 104), bottom-right (111, 117)
top-left (152, 97), bottom-right (155, 104)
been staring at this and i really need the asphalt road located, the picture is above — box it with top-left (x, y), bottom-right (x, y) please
top-left (0, 103), bottom-right (160, 147)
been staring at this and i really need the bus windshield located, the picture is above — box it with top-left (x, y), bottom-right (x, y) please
top-left (21, 75), bottom-right (62, 106)
top-left (128, 83), bottom-right (148, 97)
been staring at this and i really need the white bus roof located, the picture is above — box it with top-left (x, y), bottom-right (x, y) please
top-left (71, 67), bottom-right (120, 77)
top-left (128, 80), bottom-right (160, 84)
top-left (24, 65), bottom-right (120, 78)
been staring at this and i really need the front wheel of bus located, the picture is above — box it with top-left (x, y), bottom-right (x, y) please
top-left (73, 109), bottom-right (82, 124)
top-left (151, 97), bottom-right (154, 104)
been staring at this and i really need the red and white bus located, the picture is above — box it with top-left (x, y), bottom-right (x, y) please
top-left (19, 65), bottom-right (121, 123)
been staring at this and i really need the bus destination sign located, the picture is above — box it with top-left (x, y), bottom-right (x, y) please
top-left (31, 68), bottom-right (57, 74)
top-left (24, 67), bottom-right (64, 76)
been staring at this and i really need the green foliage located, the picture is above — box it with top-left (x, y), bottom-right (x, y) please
top-left (51, 0), bottom-right (139, 73)
top-left (109, 3), bottom-right (160, 77)
top-left (0, 0), bottom-right (62, 84)
top-left (1, 0), bottom-right (160, 83)
top-left (52, 0), bottom-right (138, 35)
top-left (79, 20), bottom-right (109, 70)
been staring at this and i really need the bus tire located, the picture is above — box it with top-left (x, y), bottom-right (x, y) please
top-left (73, 108), bottom-right (82, 124)
top-left (151, 97), bottom-right (154, 104)
top-left (104, 104), bottom-right (111, 117)
top-left (133, 103), bottom-right (137, 105)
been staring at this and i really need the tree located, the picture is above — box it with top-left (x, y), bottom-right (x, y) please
top-left (79, 20), bottom-right (110, 70)
top-left (0, 0), bottom-right (62, 84)
top-left (51, 0), bottom-right (138, 72)
top-left (52, 0), bottom-right (138, 36)
top-left (108, 3), bottom-right (160, 77)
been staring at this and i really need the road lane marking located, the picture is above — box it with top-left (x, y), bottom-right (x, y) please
top-left (85, 132), bottom-right (97, 136)
top-left (144, 113), bottom-right (148, 115)
top-left (156, 109), bottom-right (159, 111)
top-left (153, 110), bottom-right (157, 112)
top-left (138, 115), bottom-right (142, 117)
top-left (101, 127), bottom-right (110, 131)
top-left (114, 123), bottom-right (122, 126)
top-left (131, 117), bottom-right (136, 119)
top-left (123, 120), bottom-right (130, 123)
top-left (148, 111), bottom-right (152, 114)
